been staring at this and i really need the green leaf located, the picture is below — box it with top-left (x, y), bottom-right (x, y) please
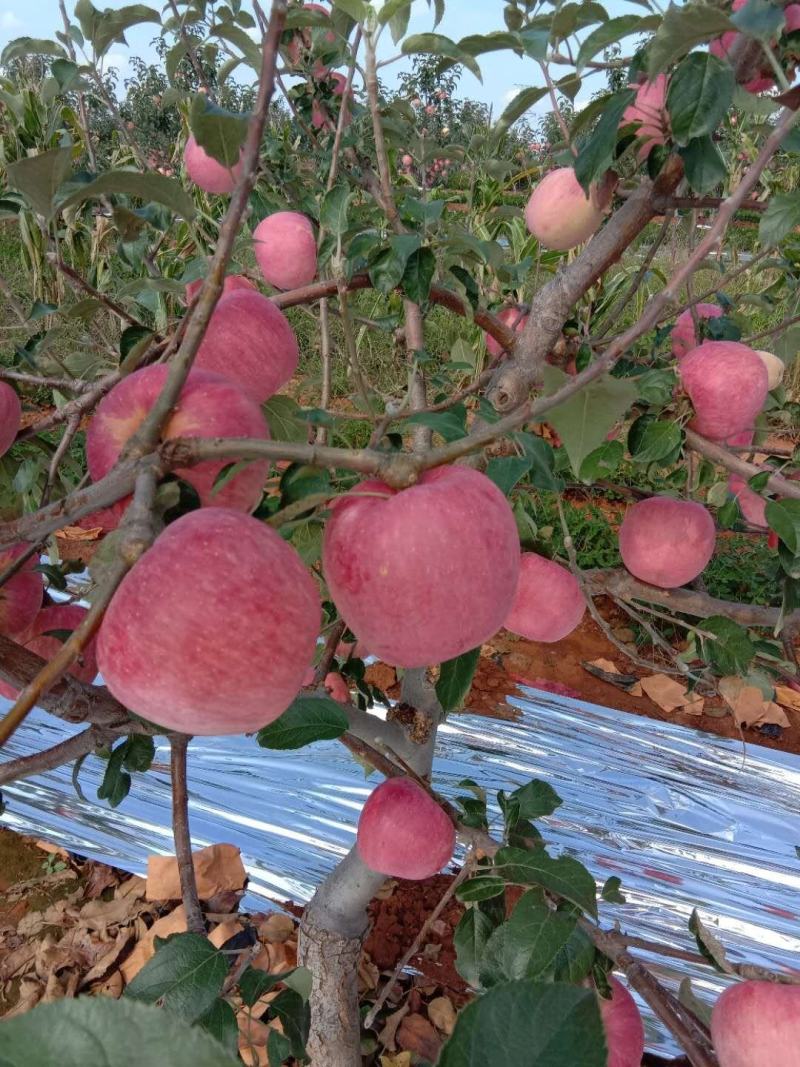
top-left (518, 25), bottom-right (550, 60)
top-left (636, 367), bottom-right (677, 406)
top-left (267, 1030), bottom-right (293, 1067)
top-left (125, 933), bottom-right (227, 1023)
top-left (648, 2), bottom-right (734, 76)
top-left (514, 433), bottom-right (562, 491)
top-left (268, 989), bottom-right (309, 1062)
top-left (493, 87), bottom-right (548, 138)
top-left (456, 875), bottom-right (507, 903)
top-left (601, 876), bottom-right (626, 903)
top-left (731, 0), bottom-right (785, 39)
top-left (377, 0), bottom-right (411, 26)
top-left (6, 147), bottom-right (74, 220)
top-left (759, 193), bottom-right (800, 247)
top-left (680, 134), bottom-right (727, 194)
top-left (436, 647), bottom-right (480, 712)
top-left (257, 696), bottom-right (348, 750)
top-left (576, 15), bottom-right (659, 71)
top-left (190, 93), bottom-right (248, 168)
top-left (543, 368), bottom-right (637, 480)
top-left (579, 440), bottom-right (624, 483)
top-left (402, 33), bottom-right (483, 81)
top-left (1, 37), bottom-right (67, 64)
top-left (406, 405), bottom-right (467, 442)
top-left (239, 967), bottom-right (292, 1007)
top-left (494, 846), bottom-right (597, 916)
top-left (701, 616), bottom-right (756, 675)
top-left (84, 2), bottom-right (160, 56)
top-left (479, 892), bottom-right (578, 986)
top-left (331, 0), bottom-right (369, 21)
top-left (629, 419), bottom-right (683, 463)
top-left (368, 235), bottom-right (421, 294)
top-left (97, 742), bottom-right (131, 809)
top-left (667, 53), bottom-right (735, 146)
top-left (574, 90), bottom-right (635, 192)
top-left (320, 184), bottom-right (352, 237)
top-left (122, 734), bottom-right (155, 773)
top-left (766, 499), bottom-right (800, 553)
top-left (58, 170), bottom-right (196, 221)
top-left (439, 980), bottom-right (606, 1067)
top-left (507, 779), bottom-right (563, 821)
top-left (552, 920), bottom-right (596, 983)
top-left (197, 1000), bottom-right (238, 1059)
top-left (263, 394), bottom-right (308, 443)
top-left (0, 997), bottom-right (239, 1067)
top-left (211, 23), bottom-right (264, 70)
top-left (454, 908), bottom-right (496, 988)
top-left (689, 908), bottom-right (734, 973)
top-left (486, 456), bottom-right (532, 495)
top-left (401, 247), bottom-right (436, 303)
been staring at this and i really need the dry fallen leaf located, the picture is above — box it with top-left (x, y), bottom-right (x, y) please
top-left (208, 919), bottom-right (244, 949)
top-left (258, 912), bottom-right (294, 944)
top-left (397, 1013), bottom-right (441, 1063)
top-left (88, 969), bottom-right (124, 999)
top-left (34, 840), bottom-right (69, 858)
top-left (378, 1004), bottom-right (410, 1052)
top-left (56, 525), bottom-right (103, 541)
top-left (80, 930), bottom-right (133, 990)
top-left (427, 995), bottom-right (457, 1036)
top-left (629, 682), bottom-right (643, 697)
top-left (3, 978), bottom-right (42, 1018)
top-left (119, 905), bottom-right (187, 983)
top-left (146, 844), bottom-right (246, 901)
top-left (587, 658), bottom-right (621, 675)
top-left (718, 677), bottom-right (790, 729)
top-left (116, 876), bottom-right (147, 902)
top-left (679, 694), bottom-right (705, 717)
top-left (775, 686), bottom-right (800, 713)
top-left (380, 1053), bottom-right (412, 1067)
top-left (639, 674), bottom-right (690, 713)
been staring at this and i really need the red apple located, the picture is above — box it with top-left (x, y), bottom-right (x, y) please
top-left (401, 153), bottom-right (413, 167)
top-left (322, 466), bottom-right (520, 668)
top-left (709, 0), bottom-right (777, 92)
top-left (97, 508), bottom-right (321, 734)
top-left (728, 474), bottom-right (767, 528)
top-left (596, 976), bottom-right (646, 1067)
top-left (285, 2), bottom-right (336, 67)
top-left (253, 211), bottom-right (317, 291)
top-left (671, 303), bottom-right (723, 360)
top-left (504, 553), bottom-right (585, 643)
top-left (0, 381), bottom-right (21, 459)
top-left (0, 604), bottom-right (98, 701)
top-left (680, 341), bottom-right (768, 441)
top-left (485, 306), bottom-right (529, 358)
top-left (755, 350), bottom-right (785, 390)
top-left (0, 545), bottom-right (42, 639)
top-left (183, 134), bottom-right (243, 195)
top-left (194, 289), bottom-right (299, 403)
top-left (621, 74), bottom-right (669, 159)
top-left (324, 671), bottom-right (351, 703)
top-left (86, 365), bottom-right (270, 521)
top-left (525, 167), bottom-right (605, 251)
top-left (356, 777), bottom-right (455, 880)
top-left (711, 980), bottom-right (800, 1067)
top-left (311, 72), bottom-right (351, 131)
top-left (619, 496), bottom-right (716, 588)
top-left (184, 273), bottom-right (256, 306)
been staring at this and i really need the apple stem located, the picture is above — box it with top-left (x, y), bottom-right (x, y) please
top-left (169, 733), bottom-right (205, 935)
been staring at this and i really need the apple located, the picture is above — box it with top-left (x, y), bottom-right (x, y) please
top-left (619, 496), bottom-right (716, 588)
top-left (671, 303), bottom-right (724, 360)
top-left (0, 604), bottom-right (99, 701)
top-left (709, 0), bottom-right (778, 92)
top-left (711, 980), bottom-right (800, 1067)
top-left (0, 545), bottom-right (42, 639)
top-left (356, 777), bottom-right (455, 880)
top-left (194, 288), bottom-right (300, 403)
top-left (755, 350), bottom-right (785, 390)
top-left (525, 167), bottom-right (605, 251)
top-left (253, 211), bottom-right (317, 291)
top-left (485, 306), bottom-right (529, 358)
top-left (322, 466), bottom-right (520, 668)
top-left (97, 508), bottom-right (321, 734)
top-left (86, 365), bottom-right (270, 521)
top-left (324, 671), bottom-right (351, 703)
top-left (621, 74), bottom-right (669, 159)
top-left (0, 382), bottom-right (21, 459)
top-left (680, 341), bottom-right (769, 441)
top-left (285, 2), bottom-right (336, 67)
top-left (504, 553), bottom-right (585, 643)
top-left (311, 72), bottom-right (351, 131)
top-left (401, 153), bottom-right (413, 167)
top-left (184, 273), bottom-right (255, 306)
top-left (728, 474), bottom-right (767, 528)
top-left (595, 976), bottom-right (646, 1067)
top-left (183, 135), bottom-right (243, 195)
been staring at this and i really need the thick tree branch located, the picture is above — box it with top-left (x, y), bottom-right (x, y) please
top-left (685, 429), bottom-right (800, 502)
top-left (0, 724), bottom-right (110, 787)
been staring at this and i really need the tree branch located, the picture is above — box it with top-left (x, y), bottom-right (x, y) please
top-left (170, 734), bottom-right (205, 934)
top-left (0, 724), bottom-right (110, 787)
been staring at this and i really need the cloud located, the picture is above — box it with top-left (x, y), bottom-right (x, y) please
top-left (105, 52), bottom-right (130, 75)
top-left (503, 86), bottom-right (522, 103)
top-left (1, 10), bottom-right (22, 29)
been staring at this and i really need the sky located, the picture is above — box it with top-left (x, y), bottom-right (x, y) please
top-left (0, 0), bottom-right (619, 117)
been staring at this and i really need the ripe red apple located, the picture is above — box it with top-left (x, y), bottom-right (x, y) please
top-left (324, 671), bottom-right (351, 703)
top-left (755, 350), bottom-right (785, 390)
top-left (504, 553), bottom-right (585, 643)
top-left (86, 365), bottom-right (270, 520)
top-left (183, 134), bottom-right (243, 195)
top-left (485, 306), bottom-right (529, 358)
top-left (97, 508), bottom-right (321, 734)
top-left (285, 2), bottom-right (336, 67)
top-left (621, 74), bottom-right (668, 159)
top-left (728, 474), bottom-right (767, 528)
top-left (0, 604), bottom-right (98, 700)
top-left (525, 167), bottom-right (605, 251)
top-left (0, 545), bottom-right (42, 639)
top-left (184, 273), bottom-right (255, 306)
top-left (253, 211), bottom-right (317, 291)
top-left (711, 980), bottom-right (800, 1067)
top-left (322, 467), bottom-right (520, 668)
top-left (680, 341), bottom-right (769, 441)
top-left (709, 0), bottom-right (777, 92)
top-left (619, 496), bottom-right (716, 588)
top-left (194, 289), bottom-right (300, 403)
top-left (671, 303), bottom-right (723, 360)
top-left (0, 382), bottom-right (21, 458)
top-left (595, 976), bottom-right (646, 1067)
top-left (401, 153), bottom-right (413, 167)
top-left (356, 777), bottom-right (455, 880)
top-left (311, 72), bottom-right (351, 131)
top-left (336, 639), bottom-right (369, 660)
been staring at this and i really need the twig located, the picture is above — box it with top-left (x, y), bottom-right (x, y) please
top-left (594, 213), bottom-right (673, 339)
top-left (0, 724), bottom-right (110, 787)
top-left (539, 61), bottom-right (576, 156)
top-left (316, 299), bottom-right (332, 445)
top-left (313, 619), bottom-right (347, 687)
top-left (51, 256), bottom-right (150, 331)
top-left (746, 308), bottom-right (800, 344)
top-left (685, 428), bottom-right (800, 502)
top-left (170, 733), bottom-right (205, 934)
top-left (0, 369), bottom-right (88, 393)
top-left (167, 0), bottom-right (215, 99)
top-left (41, 414), bottom-right (81, 507)
top-left (58, 0), bottom-right (98, 172)
top-left (0, 273), bottom-right (27, 324)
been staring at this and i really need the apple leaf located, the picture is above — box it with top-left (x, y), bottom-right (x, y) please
top-left (494, 846), bottom-right (598, 916)
top-left (436, 647), bottom-right (481, 712)
top-left (125, 933), bottom-right (227, 1022)
top-left (543, 368), bottom-right (637, 479)
top-left (454, 908), bottom-right (496, 988)
top-left (478, 891), bottom-right (578, 987)
top-left (256, 696), bottom-right (348, 750)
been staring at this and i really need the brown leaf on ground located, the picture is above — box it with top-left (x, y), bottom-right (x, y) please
top-left (84, 863), bottom-right (120, 901)
top-left (78, 894), bottom-right (150, 936)
top-left (0, 942), bottom-right (37, 981)
top-left (380, 1052), bottom-right (412, 1067)
top-left (397, 1012), bottom-right (441, 1062)
top-left (587, 658), bottom-right (621, 675)
top-left (358, 956), bottom-right (380, 994)
top-left (146, 844), bottom-right (246, 901)
top-left (88, 969), bottom-right (124, 999)
top-left (16, 891), bottom-right (83, 937)
top-left (119, 905), bottom-right (187, 983)
top-left (57, 525), bottom-right (104, 541)
top-left (258, 912), bottom-right (294, 944)
top-left (427, 995), bottom-right (457, 1036)
top-left (34, 840), bottom-right (70, 858)
top-left (116, 875), bottom-right (146, 901)
top-left (3, 978), bottom-right (41, 1018)
top-left (208, 919), bottom-right (244, 949)
top-left (680, 694), bottom-right (705, 717)
top-left (775, 686), bottom-right (800, 713)
top-left (79, 930), bottom-right (133, 989)
top-left (718, 677), bottom-right (791, 729)
top-left (639, 674), bottom-right (690, 713)
top-left (251, 938), bottom-right (294, 974)
top-left (377, 1003), bottom-right (410, 1051)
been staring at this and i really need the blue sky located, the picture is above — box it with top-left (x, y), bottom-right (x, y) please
top-left (0, 0), bottom-right (617, 116)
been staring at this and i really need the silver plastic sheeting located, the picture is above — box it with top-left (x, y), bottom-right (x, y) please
top-left (3, 687), bottom-right (800, 1057)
